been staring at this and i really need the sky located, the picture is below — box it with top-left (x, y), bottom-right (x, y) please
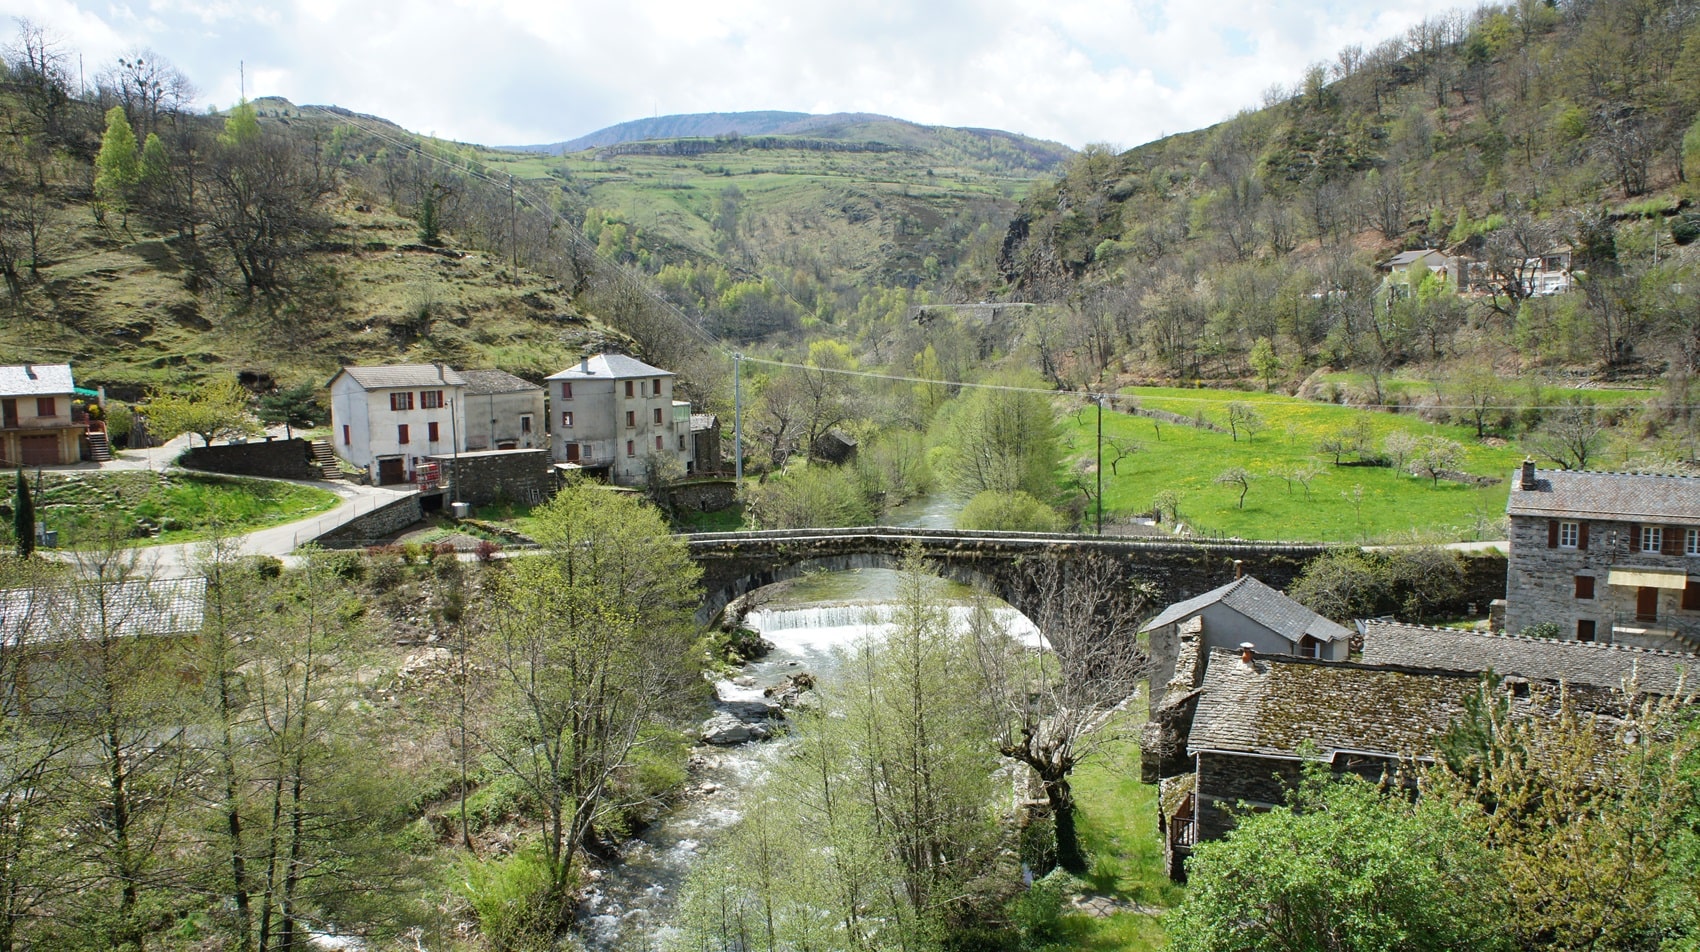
top-left (8, 1), bottom-right (1434, 150)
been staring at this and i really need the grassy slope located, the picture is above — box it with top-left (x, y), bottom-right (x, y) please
top-left (1063, 387), bottom-right (1530, 543)
top-left (24, 470), bottom-right (339, 546)
top-left (1, 196), bottom-right (624, 399)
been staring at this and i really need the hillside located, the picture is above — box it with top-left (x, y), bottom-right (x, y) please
top-left (988, 0), bottom-right (1700, 391)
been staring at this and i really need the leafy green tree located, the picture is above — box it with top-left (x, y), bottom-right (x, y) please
top-left (935, 372), bottom-right (1060, 500)
top-left (1169, 767), bottom-right (1508, 952)
top-left (12, 470), bottom-right (33, 558)
top-left (94, 105), bottom-right (140, 224)
top-left (741, 463), bottom-right (875, 529)
top-left (474, 481), bottom-right (700, 926)
top-left (956, 489), bottom-right (1064, 532)
top-left (1288, 549), bottom-right (1387, 621)
top-left (1249, 337), bottom-right (1281, 389)
top-left (145, 377), bottom-right (260, 447)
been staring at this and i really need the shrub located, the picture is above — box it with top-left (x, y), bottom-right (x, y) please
top-left (474, 539), bottom-right (501, 562)
top-left (1520, 621), bottom-right (1563, 639)
top-left (1011, 869), bottom-right (1081, 948)
top-left (459, 846), bottom-right (566, 952)
top-left (957, 490), bottom-right (1065, 532)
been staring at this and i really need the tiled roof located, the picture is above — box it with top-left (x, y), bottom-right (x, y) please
top-left (545, 353), bottom-right (672, 381)
top-left (1139, 576), bottom-right (1352, 644)
top-left (690, 413), bottom-right (718, 431)
top-left (1361, 621), bottom-right (1697, 697)
top-left (459, 369), bottom-right (542, 395)
top-left (0, 577), bottom-right (205, 645)
top-left (1505, 468), bottom-right (1700, 523)
top-left (0, 364), bottom-right (74, 397)
top-left (336, 365), bottom-right (466, 390)
top-left (1187, 648), bottom-right (1480, 760)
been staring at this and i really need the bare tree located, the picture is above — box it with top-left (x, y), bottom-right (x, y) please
top-left (1529, 398), bottom-right (1606, 470)
top-left (98, 50), bottom-right (196, 140)
top-left (971, 554), bottom-right (1154, 873)
top-left (1215, 467), bottom-right (1253, 508)
top-left (1226, 402), bottom-right (1266, 443)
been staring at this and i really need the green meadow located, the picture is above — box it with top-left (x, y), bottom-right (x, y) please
top-left (1061, 387), bottom-right (1529, 543)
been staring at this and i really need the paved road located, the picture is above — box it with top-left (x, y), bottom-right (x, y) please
top-left (47, 434), bottom-right (416, 578)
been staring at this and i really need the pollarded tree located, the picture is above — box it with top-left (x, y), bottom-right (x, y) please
top-left (475, 480), bottom-right (701, 922)
top-left (973, 553), bottom-right (1154, 873)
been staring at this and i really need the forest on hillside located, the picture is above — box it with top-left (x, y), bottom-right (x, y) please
top-left (991, 0), bottom-right (1700, 392)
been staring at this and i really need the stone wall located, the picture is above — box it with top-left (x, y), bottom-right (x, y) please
top-left (314, 494), bottom-right (423, 547)
top-left (428, 450), bottom-right (551, 507)
top-left (663, 478), bottom-right (737, 513)
top-left (179, 437), bottom-right (318, 480)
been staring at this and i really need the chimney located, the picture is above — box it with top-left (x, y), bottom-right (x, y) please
top-left (1233, 559), bottom-right (1244, 579)
top-left (23, 364), bottom-right (34, 379)
top-left (580, 355), bottom-right (590, 374)
top-left (1519, 458), bottom-right (1536, 491)
top-left (1239, 642), bottom-right (1256, 665)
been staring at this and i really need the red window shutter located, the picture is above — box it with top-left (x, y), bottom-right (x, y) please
top-left (1548, 520), bottom-right (1559, 548)
top-left (1685, 582), bottom-right (1700, 611)
top-left (1666, 528), bottom-right (1683, 556)
top-left (1578, 522), bottom-right (1589, 551)
top-left (1631, 525), bottom-right (1642, 550)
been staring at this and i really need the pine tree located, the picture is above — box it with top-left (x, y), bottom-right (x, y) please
top-left (13, 470), bottom-right (33, 558)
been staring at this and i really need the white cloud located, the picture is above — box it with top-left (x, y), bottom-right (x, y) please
top-left (6, 0), bottom-right (1435, 148)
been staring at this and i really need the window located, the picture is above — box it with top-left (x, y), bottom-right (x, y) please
top-left (390, 392), bottom-right (414, 411)
top-left (427, 421), bottom-right (440, 442)
top-left (560, 382), bottom-right (572, 399)
top-left (1642, 526), bottom-right (1664, 553)
top-left (35, 397), bottom-right (54, 417)
top-left (1577, 619), bottom-right (1596, 642)
top-left (656, 435), bottom-right (664, 451)
top-left (421, 390), bottom-right (444, 409)
top-left (626, 440), bottom-right (635, 458)
top-left (626, 410), bottom-right (636, 428)
top-left (561, 411), bottom-right (574, 428)
top-left (521, 415), bottom-right (532, 434)
top-left (1558, 521), bottom-right (1579, 549)
top-left (653, 377), bottom-right (662, 394)
top-left (678, 434), bottom-right (686, 451)
top-left (1297, 636), bottom-right (1322, 659)
top-left (625, 381), bottom-right (634, 398)
top-left (397, 424), bottom-right (410, 445)
top-left (342, 425), bottom-right (350, 446)
top-left (1575, 575), bottom-right (1594, 599)
top-left (1688, 528), bottom-right (1700, 555)
top-left (641, 381), bottom-right (648, 397)
top-left (654, 407), bottom-right (663, 425)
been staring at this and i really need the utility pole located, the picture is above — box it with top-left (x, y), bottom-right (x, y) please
top-left (507, 175), bottom-right (518, 282)
top-left (1095, 395), bottom-right (1104, 535)
top-left (733, 353), bottom-right (744, 491)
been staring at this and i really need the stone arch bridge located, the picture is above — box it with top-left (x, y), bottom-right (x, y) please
top-left (685, 527), bottom-right (1334, 630)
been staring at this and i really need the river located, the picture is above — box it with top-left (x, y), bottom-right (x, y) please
top-left (574, 494), bottom-right (1031, 951)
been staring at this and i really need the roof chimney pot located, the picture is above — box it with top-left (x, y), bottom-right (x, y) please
top-left (1520, 458), bottom-right (1536, 490)
top-left (1234, 559), bottom-right (1244, 579)
top-left (1239, 642), bottom-right (1256, 665)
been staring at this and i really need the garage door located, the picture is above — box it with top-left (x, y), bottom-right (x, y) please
top-left (19, 435), bottom-right (58, 466)
top-left (377, 458), bottom-right (406, 485)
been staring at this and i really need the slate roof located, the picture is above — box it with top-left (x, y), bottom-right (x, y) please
top-left (0, 364), bottom-right (75, 397)
top-left (459, 369), bottom-right (542, 395)
top-left (1361, 620), bottom-right (1697, 697)
top-left (545, 353), bottom-right (672, 381)
top-left (1383, 249), bottom-right (1447, 268)
top-left (0, 577), bottom-right (205, 645)
top-left (1187, 648), bottom-right (1480, 761)
top-left (1505, 468), bottom-right (1700, 523)
top-left (335, 365), bottom-right (466, 390)
top-left (1139, 576), bottom-right (1352, 645)
top-left (690, 413), bottom-right (718, 432)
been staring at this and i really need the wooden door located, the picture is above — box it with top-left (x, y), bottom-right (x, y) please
top-left (1637, 586), bottom-right (1659, 622)
top-left (566, 443), bottom-right (580, 463)
top-left (19, 435), bottom-right (56, 466)
top-left (377, 458), bottom-right (405, 485)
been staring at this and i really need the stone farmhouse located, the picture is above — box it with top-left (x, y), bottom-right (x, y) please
top-left (1141, 573), bottom-right (1352, 704)
top-left (1504, 461), bottom-right (1700, 651)
top-left (329, 364), bottom-right (468, 486)
top-left (546, 353), bottom-right (695, 486)
top-left (0, 363), bottom-right (95, 467)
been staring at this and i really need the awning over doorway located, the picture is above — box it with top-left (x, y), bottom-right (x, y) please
top-left (1606, 567), bottom-right (1690, 589)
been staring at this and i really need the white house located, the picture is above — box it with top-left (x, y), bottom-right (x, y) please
top-left (545, 353), bottom-right (695, 485)
top-left (459, 369), bottom-right (545, 452)
top-left (0, 363), bottom-right (85, 467)
top-left (329, 365), bottom-right (468, 485)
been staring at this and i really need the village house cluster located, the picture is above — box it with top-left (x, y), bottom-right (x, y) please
top-left (1142, 459), bottom-right (1700, 881)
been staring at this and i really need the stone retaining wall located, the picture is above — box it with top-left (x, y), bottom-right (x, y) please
top-left (427, 450), bottom-right (551, 507)
top-left (314, 494), bottom-right (423, 548)
top-left (179, 438), bottom-right (318, 480)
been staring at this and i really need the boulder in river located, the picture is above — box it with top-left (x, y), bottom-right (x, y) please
top-left (700, 712), bottom-right (770, 746)
top-left (715, 681), bottom-right (782, 719)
